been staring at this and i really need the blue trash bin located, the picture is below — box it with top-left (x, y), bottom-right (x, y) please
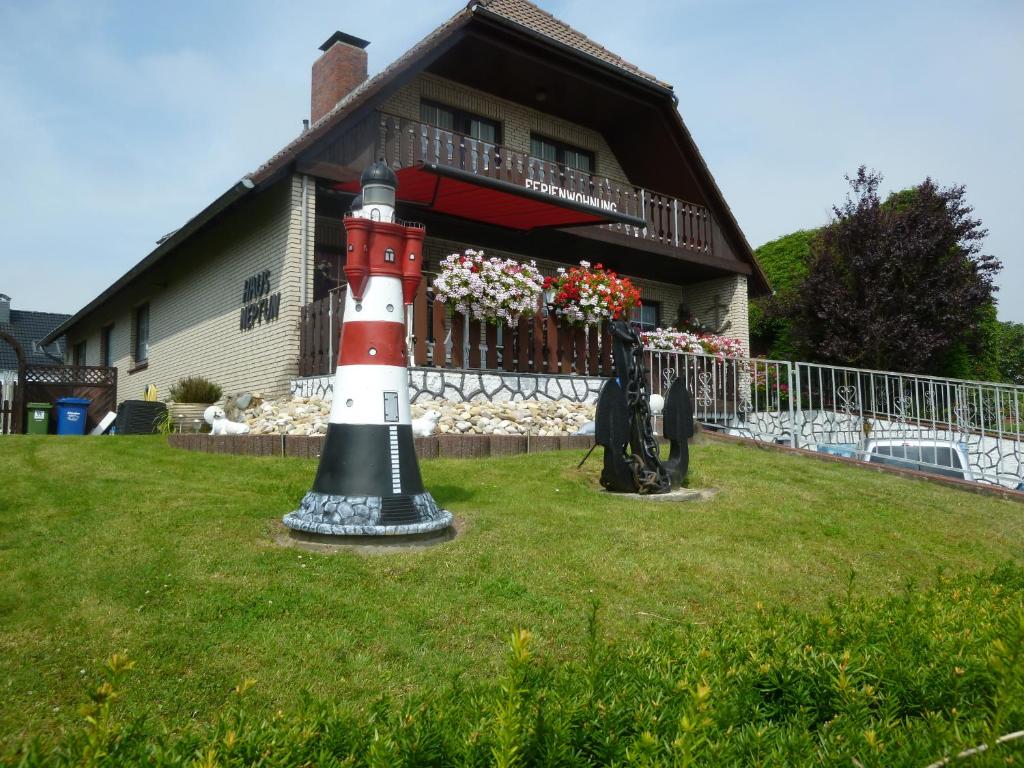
top-left (55, 397), bottom-right (92, 435)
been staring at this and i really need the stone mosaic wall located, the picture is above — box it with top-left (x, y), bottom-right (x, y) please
top-left (291, 368), bottom-right (606, 404)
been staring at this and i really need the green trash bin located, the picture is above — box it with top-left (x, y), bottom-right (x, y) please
top-left (26, 402), bottom-right (52, 435)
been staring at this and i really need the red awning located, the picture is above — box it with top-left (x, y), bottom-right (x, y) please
top-left (334, 163), bottom-right (646, 231)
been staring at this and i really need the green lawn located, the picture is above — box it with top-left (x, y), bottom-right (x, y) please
top-left (0, 435), bottom-right (1021, 744)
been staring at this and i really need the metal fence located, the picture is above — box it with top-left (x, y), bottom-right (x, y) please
top-left (646, 351), bottom-right (794, 445)
top-left (650, 351), bottom-right (1024, 488)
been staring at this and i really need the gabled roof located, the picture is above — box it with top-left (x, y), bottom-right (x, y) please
top-left (251, 0), bottom-right (675, 186)
top-left (475, 0), bottom-right (671, 89)
top-left (1, 309), bottom-right (68, 370)
top-left (46, 0), bottom-right (768, 344)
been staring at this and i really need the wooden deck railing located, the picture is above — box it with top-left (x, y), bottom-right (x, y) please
top-left (375, 113), bottom-right (714, 257)
top-left (298, 282), bottom-right (616, 379)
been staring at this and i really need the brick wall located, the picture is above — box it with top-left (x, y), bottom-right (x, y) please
top-left (382, 73), bottom-right (630, 183)
top-left (311, 42), bottom-right (367, 124)
top-left (68, 175), bottom-right (315, 399)
top-left (682, 275), bottom-right (750, 353)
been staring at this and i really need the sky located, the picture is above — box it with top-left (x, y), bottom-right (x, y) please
top-left (1, 0), bottom-right (1022, 322)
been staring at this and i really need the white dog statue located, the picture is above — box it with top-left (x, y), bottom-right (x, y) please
top-left (204, 405), bottom-right (251, 435)
top-left (411, 410), bottom-right (441, 437)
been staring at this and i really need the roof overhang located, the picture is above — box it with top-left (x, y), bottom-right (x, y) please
top-left (41, 178), bottom-right (256, 346)
top-left (334, 163), bottom-right (646, 230)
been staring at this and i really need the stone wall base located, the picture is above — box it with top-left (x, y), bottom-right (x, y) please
top-left (290, 367), bottom-right (606, 404)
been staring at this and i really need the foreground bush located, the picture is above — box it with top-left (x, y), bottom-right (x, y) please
top-left (7, 567), bottom-right (1024, 767)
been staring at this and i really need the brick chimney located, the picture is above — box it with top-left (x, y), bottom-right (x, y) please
top-left (311, 31), bottom-right (370, 125)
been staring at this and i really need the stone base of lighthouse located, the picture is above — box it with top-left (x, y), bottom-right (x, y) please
top-left (283, 423), bottom-right (452, 537)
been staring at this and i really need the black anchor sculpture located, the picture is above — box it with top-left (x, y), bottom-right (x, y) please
top-left (594, 319), bottom-right (694, 493)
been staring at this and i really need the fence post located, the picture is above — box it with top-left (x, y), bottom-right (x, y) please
top-left (788, 362), bottom-right (797, 448)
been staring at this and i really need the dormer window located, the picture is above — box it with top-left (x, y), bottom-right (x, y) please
top-left (421, 100), bottom-right (501, 144)
top-left (530, 134), bottom-right (594, 174)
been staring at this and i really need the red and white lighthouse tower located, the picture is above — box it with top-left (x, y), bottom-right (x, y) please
top-left (285, 162), bottom-right (451, 539)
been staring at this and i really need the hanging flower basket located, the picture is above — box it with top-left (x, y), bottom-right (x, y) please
top-left (432, 250), bottom-right (544, 325)
top-left (543, 261), bottom-right (641, 326)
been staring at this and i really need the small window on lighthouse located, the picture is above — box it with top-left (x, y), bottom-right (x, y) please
top-left (384, 248), bottom-right (395, 263)
top-left (383, 392), bottom-right (399, 423)
top-left (409, 253), bottom-right (416, 261)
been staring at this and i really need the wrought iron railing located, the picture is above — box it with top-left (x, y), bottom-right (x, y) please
top-left (650, 350), bottom-right (1024, 488)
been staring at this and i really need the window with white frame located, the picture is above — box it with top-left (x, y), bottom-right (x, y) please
top-left (420, 100), bottom-right (501, 144)
top-left (630, 302), bottom-right (659, 332)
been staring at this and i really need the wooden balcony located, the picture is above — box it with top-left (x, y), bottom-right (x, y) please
top-left (374, 113), bottom-right (715, 259)
top-left (299, 282), bottom-right (617, 380)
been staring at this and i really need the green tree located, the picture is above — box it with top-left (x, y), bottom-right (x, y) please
top-left (770, 168), bottom-right (1000, 374)
top-left (749, 229), bottom-right (817, 359)
top-left (995, 321), bottom-right (1024, 385)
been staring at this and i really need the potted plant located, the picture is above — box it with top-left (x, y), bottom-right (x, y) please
top-left (167, 376), bottom-right (222, 433)
top-left (543, 261), bottom-right (641, 326)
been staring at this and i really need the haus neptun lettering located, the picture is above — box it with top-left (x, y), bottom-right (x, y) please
top-left (239, 269), bottom-right (281, 331)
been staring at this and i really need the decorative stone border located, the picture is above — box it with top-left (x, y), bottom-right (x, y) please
top-left (284, 491), bottom-right (453, 537)
top-left (167, 432), bottom-right (595, 459)
top-left (290, 367), bottom-right (606, 404)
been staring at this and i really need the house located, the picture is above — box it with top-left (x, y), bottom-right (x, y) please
top-left (0, 294), bottom-right (68, 378)
top-left (43, 0), bottom-right (770, 400)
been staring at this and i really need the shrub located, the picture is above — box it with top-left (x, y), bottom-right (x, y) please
top-left (168, 376), bottom-right (222, 404)
top-left (750, 229), bottom-right (817, 359)
top-left (7, 567), bottom-right (1024, 766)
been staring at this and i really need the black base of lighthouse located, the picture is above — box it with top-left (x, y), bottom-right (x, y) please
top-left (284, 422), bottom-right (452, 537)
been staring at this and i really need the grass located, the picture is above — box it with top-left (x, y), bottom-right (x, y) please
top-left (0, 435), bottom-right (1021, 745)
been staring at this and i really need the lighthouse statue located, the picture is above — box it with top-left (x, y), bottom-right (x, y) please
top-left (284, 162), bottom-right (452, 540)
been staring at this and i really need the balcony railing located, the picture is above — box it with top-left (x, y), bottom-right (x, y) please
top-left (299, 281), bottom-right (616, 380)
top-left (375, 113), bottom-right (714, 257)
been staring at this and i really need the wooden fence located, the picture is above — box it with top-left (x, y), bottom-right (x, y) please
top-left (299, 281), bottom-right (617, 379)
top-left (298, 290), bottom-right (345, 377)
top-left (21, 365), bottom-right (118, 434)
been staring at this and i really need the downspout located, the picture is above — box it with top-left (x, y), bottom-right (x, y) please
top-left (300, 174), bottom-right (310, 306)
